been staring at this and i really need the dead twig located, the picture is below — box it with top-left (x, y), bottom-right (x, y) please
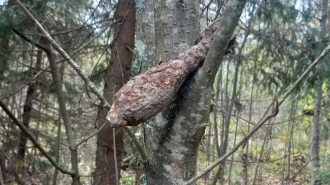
top-left (14, 0), bottom-right (110, 108)
top-left (0, 100), bottom-right (75, 176)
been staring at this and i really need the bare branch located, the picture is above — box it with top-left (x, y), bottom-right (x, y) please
top-left (76, 120), bottom-right (107, 147)
top-left (184, 100), bottom-right (279, 185)
top-left (185, 42), bottom-right (330, 185)
top-left (279, 44), bottom-right (330, 105)
top-left (0, 100), bottom-right (75, 176)
top-left (290, 156), bottom-right (317, 183)
top-left (12, 28), bottom-right (48, 50)
top-left (13, 0), bottom-right (110, 109)
top-left (124, 127), bottom-right (148, 161)
top-left (64, 0), bottom-right (104, 43)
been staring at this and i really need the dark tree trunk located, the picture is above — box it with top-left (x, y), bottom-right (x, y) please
top-left (17, 37), bottom-right (42, 170)
top-left (94, 0), bottom-right (135, 184)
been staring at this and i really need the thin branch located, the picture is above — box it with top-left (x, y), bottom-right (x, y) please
top-left (76, 120), bottom-right (107, 147)
top-left (14, 0), bottom-right (110, 108)
top-left (278, 44), bottom-right (330, 105)
top-left (90, 0), bottom-right (134, 81)
top-left (0, 100), bottom-right (75, 176)
top-left (124, 127), bottom-right (148, 161)
top-left (113, 128), bottom-right (119, 185)
top-left (112, 0), bottom-right (134, 43)
top-left (64, 0), bottom-right (104, 43)
top-left (186, 43), bottom-right (330, 185)
top-left (115, 43), bottom-right (125, 86)
top-left (201, 0), bottom-right (214, 13)
top-left (126, 45), bottom-right (137, 56)
top-left (289, 156), bottom-right (317, 182)
top-left (184, 100), bottom-right (279, 185)
top-left (50, 18), bottom-right (114, 36)
top-left (83, 21), bottom-right (117, 80)
top-left (31, 22), bottom-right (111, 84)
top-left (12, 28), bottom-right (48, 51)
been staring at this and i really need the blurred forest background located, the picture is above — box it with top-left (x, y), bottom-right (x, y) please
top-left (0, 0), bottom-right (330, 184)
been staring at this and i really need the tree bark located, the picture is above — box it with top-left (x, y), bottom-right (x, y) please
top-left (94, 0), bottom-right (135, 184)
top-left (135, 0), bottom-right (155, 182)
top-left (144, 1), bottom-right (200, 184)
top-left (142, 1), bottom-right (246, 184)
top-left (311, 0), bottom-right (327, 184)
top-left (106, 0), bottom-right (245, 184)
top-left (136, 0), bottom-right (155, 72)
top-left (44, 36), bottom-right (81, 185)
top-left (17, 37), bottom-right (42, 173)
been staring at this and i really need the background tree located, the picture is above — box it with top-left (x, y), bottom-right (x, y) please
top-left (1, 0), bottom-right (330, 185)
top-left (94, 0), bottom-right (135, 184)
top-left (310, 0), bottom-right (327, 184)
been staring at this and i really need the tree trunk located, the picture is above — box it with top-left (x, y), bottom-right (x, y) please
top-left (136, 0), bottom-right (155, 72)
top-left (144, 0), bottom-right (246, 184)
top-left (310, 0), bottom-right (327, 184)
top-left (311, 73), bottom-right (322, 185)
top-left (17, 37), bottom-right (42, 174)
top-left (94, 0), bottom-right (135, 184)
top-left (144, 1), bottom-right (199, 184)
top-left (135, 0), bottom-right (155, 183)
top-left (44, 35), bottom-right (81, 185)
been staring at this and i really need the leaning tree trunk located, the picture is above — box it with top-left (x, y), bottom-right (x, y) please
top-left (94, 0), bottom-right (135, 184)
top-left (311, 0), bottom-right (327, 184)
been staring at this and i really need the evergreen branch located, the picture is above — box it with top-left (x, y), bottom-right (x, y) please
top-left (279, 44), bottom-right (330, 105)
top-left (64, 0), bottom-right (104, 44)
top-left (0, 100), bottom-right (75, 176)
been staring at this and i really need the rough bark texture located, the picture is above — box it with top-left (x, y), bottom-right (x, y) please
top-left (136, 0), bottom-right (156, 72)
top-left (154, 1), bottom-right (199, 62)
top-left (135, 0), bottom-right (156, 182)
top-left (107, 21), bottom-right (219, 127)
top-left (143, 1), bottom-right (201, 184)
top-left (94, 0), bottom-right (135, 184)
top-left (107, 0), bottom-right (244, 184)
top-left (145, 1), bottom-right (245, 184)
